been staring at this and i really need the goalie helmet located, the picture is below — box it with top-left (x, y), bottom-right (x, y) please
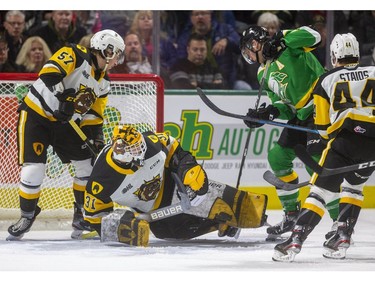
top-left (240, 25), bottom-right (269, 64)
top-left (330, 33), bottom-right (359, 67)
top-left (90, 29), bottom-right (125, 61)
top-left (111, 125), bottom-right (147, 166)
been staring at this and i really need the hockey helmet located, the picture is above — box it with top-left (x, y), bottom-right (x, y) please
top-left (90, 29), bottom-right (125, 62)
top-left (330, 33), bottom-right (359, 67)
top-left (111, 125), bottom-right (147, 166)
top-left (240, 25), bottom-right (269, 64)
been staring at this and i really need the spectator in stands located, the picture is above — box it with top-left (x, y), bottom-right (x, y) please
top-left (176, 10), bottom-right (240, 89)
top-left (30, 10), bottom-right (87, 53)
top-left (169, 33), bottom-right (225, 89)
top-left (78, 33), bottom-right (94, 48)
top-left (15, 36), bottom-right (52, 73)
top-left (0, 34), bottom-right (25, 72)
top-left (110, 31), bottom-right (152, 74)
top-left (3, 10), bottom-right (27, 63)
top-left (352, 11), bottom-right (375, 58)
top-left (130, 10), bottom-right (177, 72)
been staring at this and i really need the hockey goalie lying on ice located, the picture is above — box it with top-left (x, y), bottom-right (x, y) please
top-left (82, 125), bottom-right (268, 246)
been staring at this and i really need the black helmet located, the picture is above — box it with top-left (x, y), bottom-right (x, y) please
top-left (240, 25), bottom-right (269, 64)
top-left (240, 25), bottom-right (269, 50)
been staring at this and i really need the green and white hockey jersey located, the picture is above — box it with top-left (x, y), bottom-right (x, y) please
top-left (257, 26), bottom-right (325, 121)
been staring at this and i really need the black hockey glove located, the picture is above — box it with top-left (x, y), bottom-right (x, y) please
top-left (244, 103), bottom-right (280, 129)
top-left (262, 30), bottom-right (286, 61)
top-left (81, 125), bottom-right (105, 153)
top-left (53, 88), bottom-right (76, 122)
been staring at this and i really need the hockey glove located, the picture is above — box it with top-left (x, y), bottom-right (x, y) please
top-left (244, 103), bottom-right (280, 129)
top-left (262, 30), bottom-right (286, 61)
top-left (81, 125), bottom-right (105, 153)
top-left (53, 88), bottom-right (76, 122)
top-left (118, 210), bottom-right (150, 247)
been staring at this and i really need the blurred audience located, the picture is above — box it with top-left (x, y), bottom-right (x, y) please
top-left (29, 10), bottom-right (87, 53)
top-left (110, 31), bottom-right (152, 74)
top-left (0, 35), bottom-right (24, 72)
top-left (176, 10), bottom-right (240, 89)
top-left (169, 33), bottom-right (225, 89)
top-left (15, 36), bottom-right (52, 73)
top-left (130, 10), bottom-right (177, 72)
top-left (3, 10), bottom-right (27, 63)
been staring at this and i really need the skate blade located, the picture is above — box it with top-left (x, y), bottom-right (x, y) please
top-left (71, 230), bottom-right (99, 240)
top-left (6, 234), bottom-right (24, 241)
top-left (272, 249), bottom-right (297, 262)
top-left (265, 233), bottom-right (286, 242)
top-left (323, 246), bottom-right (348, 259)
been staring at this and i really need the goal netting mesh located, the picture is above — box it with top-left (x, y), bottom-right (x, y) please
top-left (0, 73), bottom-right (163, 228)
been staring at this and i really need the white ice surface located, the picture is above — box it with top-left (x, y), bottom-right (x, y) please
top-left (1, 210), bottom-right (374, 279)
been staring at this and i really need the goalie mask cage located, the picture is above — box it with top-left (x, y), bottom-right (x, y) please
top-left (0, 73), bottom-right (164, 228)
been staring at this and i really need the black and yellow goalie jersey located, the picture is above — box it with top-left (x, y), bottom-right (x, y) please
top-left (23, 44), bottom-right (109, 127)
top-left (83, 132), bottom-right (180, 230)
top-left (313, 63), bottom-right (375, 139)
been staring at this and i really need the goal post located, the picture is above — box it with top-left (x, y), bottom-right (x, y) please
top-left (0, 73), bottom-right (164, 227)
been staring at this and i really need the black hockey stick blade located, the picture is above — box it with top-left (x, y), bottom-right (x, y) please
top-left (294, 144), bottom-right (375, 176)
top-left (263, 170), bottom-right (310, 191)
top-left (196, 87), bottom-right (319, 134)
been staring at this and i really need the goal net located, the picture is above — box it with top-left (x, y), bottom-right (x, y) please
top-left (0, 73), bottom-right (164, 227)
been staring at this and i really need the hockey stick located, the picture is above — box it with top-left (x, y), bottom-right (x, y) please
top-left (68, 119), bottom-right (98, 157)
top-left (196, 87), bottom-right (319, 134)
top-left (136, 172), bottom-right (191, 222)
top-left (263, 170), bottom-right (310, 191)
top-left (236, 60), bottom-right (271, 190)
top-left (295, 144), bottom-right (375, 176)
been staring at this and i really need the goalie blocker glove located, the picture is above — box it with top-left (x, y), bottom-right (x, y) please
top-left (53, 88), bottom-right (76, 122)
top-left (244, 103), bottom-right (280, 129)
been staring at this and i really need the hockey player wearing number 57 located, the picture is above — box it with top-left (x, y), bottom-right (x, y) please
top-left (83, 125), bottom-right (268, 246)
top-left (273, 33), bottom-right (375, 262)
top-left (6, 29), bottom-right (125, 241)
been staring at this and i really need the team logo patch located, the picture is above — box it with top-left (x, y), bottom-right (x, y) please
top-left (33, 142), bottom-right (44, 156)
top-left (92, 181), bottom-right (104, 195)
top-left (133, 175), bottom-right (161, 201)
top-left (74, 87), bottom-right (97, 114)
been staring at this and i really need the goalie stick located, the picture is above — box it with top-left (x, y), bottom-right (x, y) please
top-left (263, 170), bottom-right (310, 191)
top-left (295, 144), bottom-right (375, 176)
top-left (137, 172), bottom-right (191, 222)
top-left (196, 87), bottom-right (319, 134)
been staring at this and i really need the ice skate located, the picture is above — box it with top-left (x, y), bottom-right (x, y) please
top-left (323, 218), bottom-right (355, 259)
top-left (272, 224), bottom-right (313, 262)
top-left (71, 202), bottom-right (98, 240)
top-left (7, 206), bottom-right (41, 241)
top-left (266, 209), bottom-right (299, 241)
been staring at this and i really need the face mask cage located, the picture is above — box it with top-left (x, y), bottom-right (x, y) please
top-left (112, 134), bottom-right (147, 166)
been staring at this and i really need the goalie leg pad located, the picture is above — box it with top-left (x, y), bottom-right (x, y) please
top-left (101, 209), bottom-right (150, 247)
top-left (184, 181), bottom-right (268, 228)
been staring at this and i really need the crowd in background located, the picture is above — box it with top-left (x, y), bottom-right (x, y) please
top-left (0, 10), bottom-right (375, 90)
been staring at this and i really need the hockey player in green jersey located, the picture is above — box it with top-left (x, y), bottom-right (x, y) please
top-left (240, 25), bottom-right (339, 240)
top-left (273, 33), bottom-right (375, 262)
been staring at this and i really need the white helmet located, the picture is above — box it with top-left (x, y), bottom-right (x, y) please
top-left (90, 29), bottom-right (125, 61)
top-left (330, 33), bottom-right (359, 67)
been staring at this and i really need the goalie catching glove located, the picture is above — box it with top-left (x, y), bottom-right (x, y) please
top-left (244, 102), bottom-right (280, 128)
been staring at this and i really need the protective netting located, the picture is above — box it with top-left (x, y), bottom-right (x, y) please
top-left (0, 73), bottom-right (163, 220)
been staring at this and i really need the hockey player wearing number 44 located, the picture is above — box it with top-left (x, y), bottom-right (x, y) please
top-left (6, 29), bottom-right (125, 241)
top-left (240, 25), bottom-right (339, 241)
top-left (273, 33), bottom-right (375, 262)
top-left (82, 125), bottom-right (268, 246)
